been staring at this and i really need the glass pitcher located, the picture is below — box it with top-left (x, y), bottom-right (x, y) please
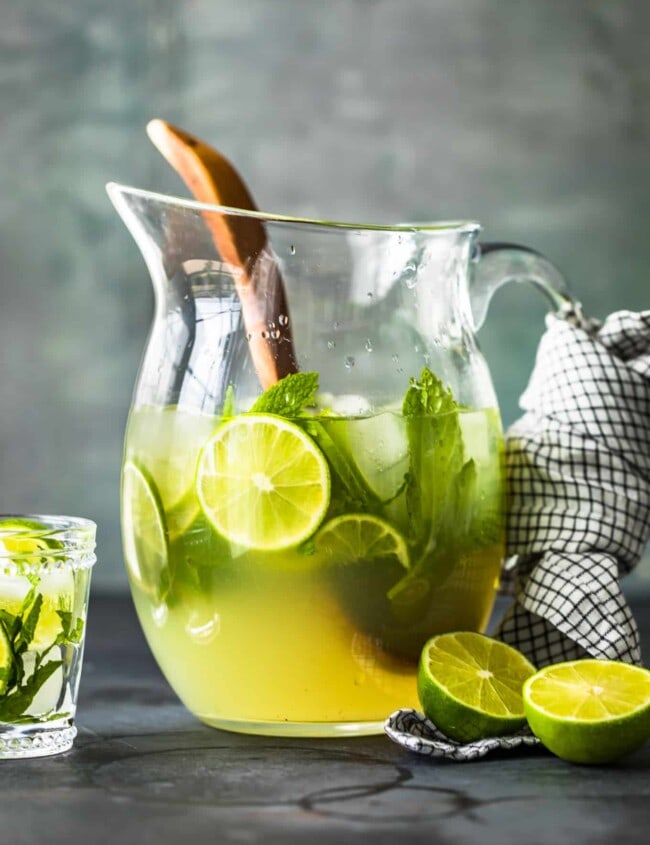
top-left (108, 183), bottom-right (577, 737)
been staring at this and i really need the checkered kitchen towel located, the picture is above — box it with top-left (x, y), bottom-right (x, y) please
top-left (385, 309), bottom-right (650, 760)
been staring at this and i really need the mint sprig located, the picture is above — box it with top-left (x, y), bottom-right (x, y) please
top-left (388, 367), bottom-right (502, 621)
top-left (402, 368), bottom-right (467, 560)
top-left (0, 586), bottom-right (83, 724)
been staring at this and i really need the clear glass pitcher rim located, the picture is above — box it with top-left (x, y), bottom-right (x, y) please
top-left (106, 181), bottom-right (481, 236)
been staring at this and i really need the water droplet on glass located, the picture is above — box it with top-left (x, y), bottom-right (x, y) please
top-left (391, 354), bottom-right (399, 363)
top-left (367, 291), bottom-right (373, 300)
top-left (344, 356), bottom-right (355, 369)
top-left (246, 333), bottom-right (252, 341)
top-left (333, 321), bottom-right (341, 331)
top-left (278, 314), bottom-right (289, 327)
top-left (261, 331), bottom-right (267, 339)
top-left (289, 244), bottom-right (296, 255)
top-left (365, 339), bottom-right (373, 352)
top-left (271, 329), bottom-right (281, 340)
top-left (327, 340), bottom-right (336, 350)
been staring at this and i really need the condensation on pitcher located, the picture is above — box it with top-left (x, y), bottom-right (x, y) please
top-left (278, 314), bottom-right (290, 327)
top-left (365, 338), bottom-right (374, 352)
top-left (327, 340), bottom-right (336, 350)
top-left (289, 244), bottom-right (296, 255)
top-left (344, 356), bottom-right (355, 369)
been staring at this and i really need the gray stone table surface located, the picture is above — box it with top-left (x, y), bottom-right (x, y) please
top-left (1, 594), bottom-right (649, 845)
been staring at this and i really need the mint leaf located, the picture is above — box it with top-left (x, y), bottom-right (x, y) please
top-left (0, 609), bottom-right (20, 643)
top-left (15, 593), bottom-right (43, 655)
top-left (56, 610), bottom-right (84, 645)
top-left (402, 367), bottom-right (457, 417)
top-left (250, 372), bottom-right (319, 416)
top-left (0, 659), bottom-right (63, 723)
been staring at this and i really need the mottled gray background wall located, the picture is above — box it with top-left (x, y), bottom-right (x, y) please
top-left (0, 0), bottom-right (648, 591)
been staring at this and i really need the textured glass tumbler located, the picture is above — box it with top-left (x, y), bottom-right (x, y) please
top-left (0, 515), bottom-right (96, 759)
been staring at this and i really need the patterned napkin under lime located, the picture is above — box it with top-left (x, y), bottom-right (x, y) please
top-left (386, 309), bottom-right (650, 760)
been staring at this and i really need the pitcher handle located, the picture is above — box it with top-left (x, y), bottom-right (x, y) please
top-left (470, 242), bottom-right (591, 331)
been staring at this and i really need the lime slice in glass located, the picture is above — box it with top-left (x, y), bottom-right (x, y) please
top-left (314, 513), bottom-right (409, 569)
top-left (314, 514), bottom-right (410, 643)
top-left (417, 631), bottom-right (537, 742)
top-left (523, 659), bottom-right (650, 764)
top-left (126, 406), bottom-right (217, 540)
top-left (196, 414), bottom-right (330, 551)
top-left (0, 517), bottom-right (74, 650)
top-left (0, 623), bottom-right (12, 694)
top-left (122, 461), bottom-right (169, 599)
top-left (0, 517), bottom-right (62, 558)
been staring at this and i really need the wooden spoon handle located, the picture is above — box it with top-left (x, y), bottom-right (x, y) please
top-left (146, 119), bottom-right (298, 389)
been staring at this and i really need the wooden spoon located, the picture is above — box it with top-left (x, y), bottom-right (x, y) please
top-left (146, 119), bottom-right (298, 389)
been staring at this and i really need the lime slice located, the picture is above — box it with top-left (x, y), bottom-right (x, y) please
top-left (523, 659), bottom-right (650, 764)
top-left (0, 517), bottom-right (63, 559)
top-left (196, 414), bottom-right (330, 551)
top-left (315, 513), bottom-right (409, 569)
top-left (122, 461), bottom-right (169, 598)
top-left (417, 632), bottom-right (537, 742)
top-left (126, 406), bottom-right (216, 537)
top-left (0, 623), bottom-right (12, 695)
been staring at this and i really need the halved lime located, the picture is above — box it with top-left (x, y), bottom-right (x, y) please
top-left (314, 513), bottom-right (409, 569)
top-left (523, 659), bottom-right (650, 764)
top-left (417, 631), bottom-right (537, 742)
top-left (122, 461), bottom-right (169, 598)
top-left (196, 414), bottom-right (330, 551)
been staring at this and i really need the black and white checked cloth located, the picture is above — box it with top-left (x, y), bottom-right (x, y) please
top-left (385, 309), bottom-right (650, 761)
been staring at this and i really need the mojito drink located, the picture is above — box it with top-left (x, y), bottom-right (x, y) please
top-left (0, 516), bottom-right (95, 757)
top-left (121, 369), bottom-right (504, 735)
